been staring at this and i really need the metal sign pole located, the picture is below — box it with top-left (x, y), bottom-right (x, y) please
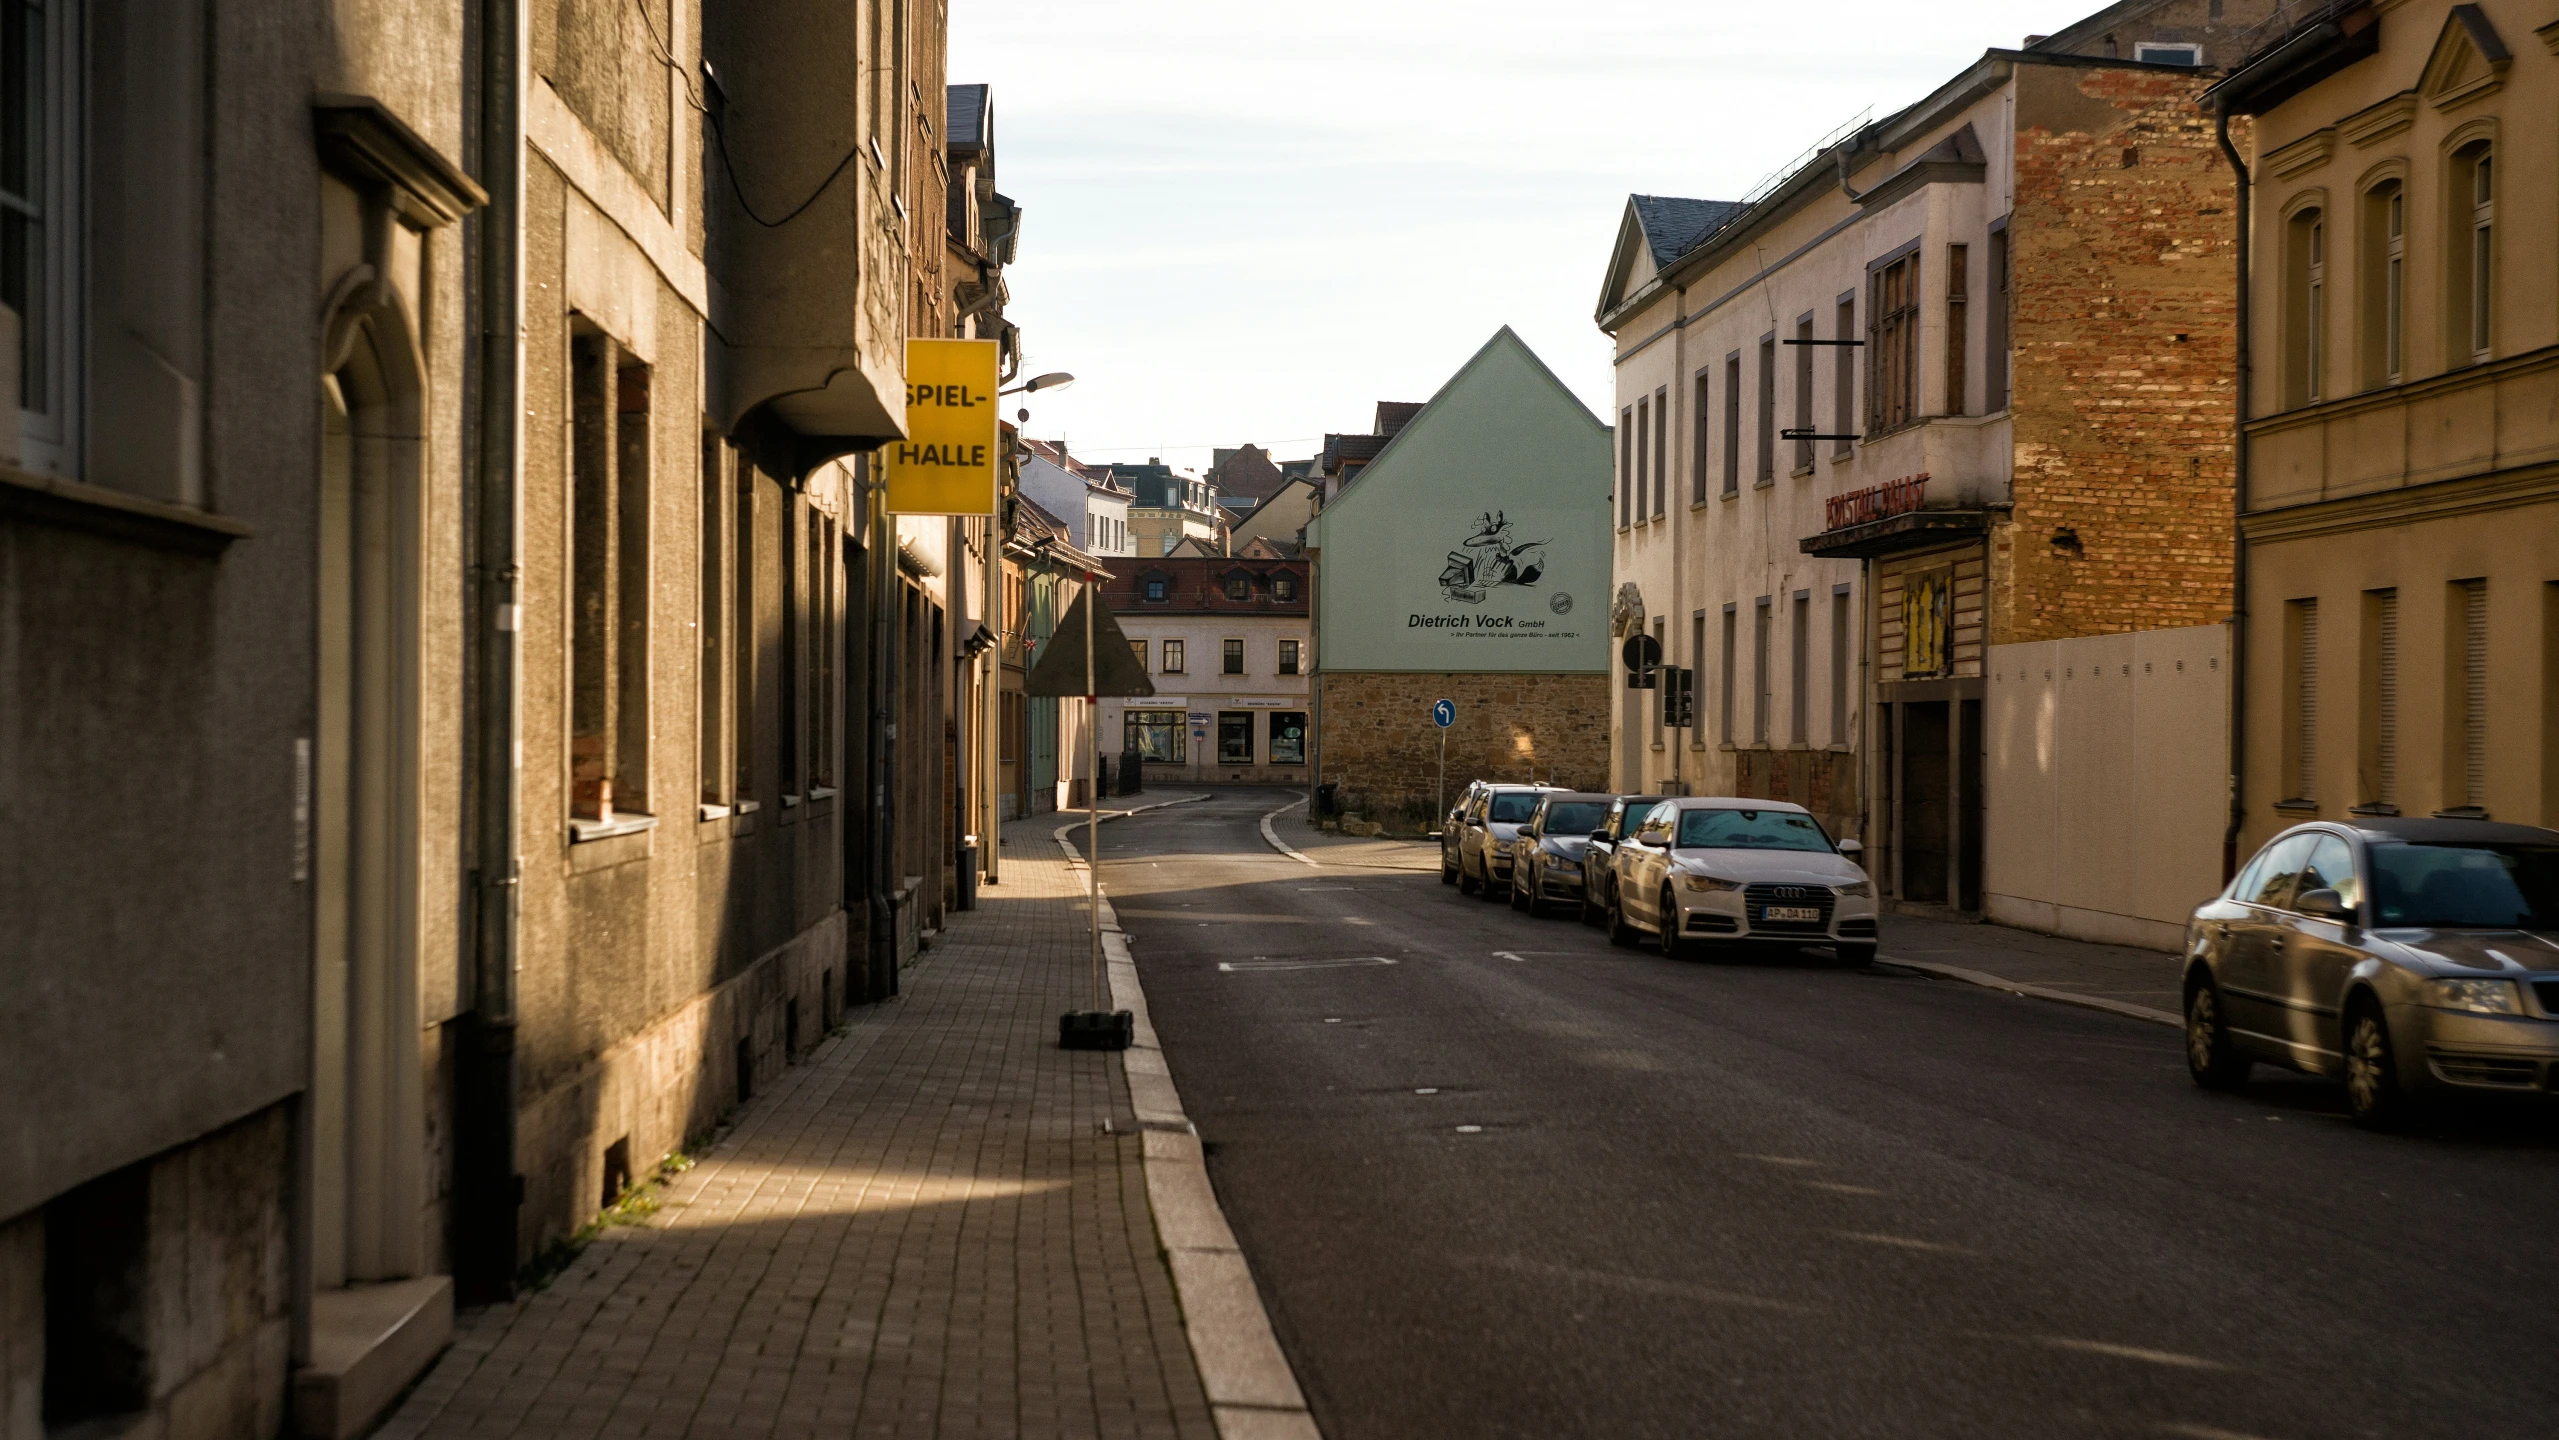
top-left (1437, 725), bottom-right (1446, 821)
top-left (1086, 569), bottom-right (1101, 1010)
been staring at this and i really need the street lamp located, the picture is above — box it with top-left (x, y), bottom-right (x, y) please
top-left (1001, 371), bottom-right (1075, 397)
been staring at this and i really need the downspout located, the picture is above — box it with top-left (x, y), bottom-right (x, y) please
top-left (868, 456), bottom-right (901, 999)
top-left (2216, 101), bottom-right (2252, 884)
top-left (456, 0), bottom-right (527, 1305)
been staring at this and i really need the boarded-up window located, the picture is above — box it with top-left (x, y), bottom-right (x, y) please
top-left (2448, 579), bottom-right (2487, 809)
top-left (2285, 598), bottom-right (2319, 803)
top-left (2359, 589), bottom-right (2397, 811)
top-left (1869, 250), bottom-right (1921, 432)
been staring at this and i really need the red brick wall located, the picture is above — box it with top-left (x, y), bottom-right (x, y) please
top-left (2003, 65), bottom-right (2242, 646)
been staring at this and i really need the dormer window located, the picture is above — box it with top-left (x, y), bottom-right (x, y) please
top-left (1273, 574), bottom-right (1296, 602)
top-left (1143, 573), bottom-right (1169, 603)
top-left (1223, 571), bottom-right (1250, 601)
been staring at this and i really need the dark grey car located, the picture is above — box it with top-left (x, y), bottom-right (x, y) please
top-left (1504, 793), bottom-right (1616, 917)
top-left (1581, 795), bottom-right (1669, 925)
top-left (2182, 817), bottom-right (2559, 1125)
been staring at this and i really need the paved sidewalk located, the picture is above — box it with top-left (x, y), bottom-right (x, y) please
top-left (1880, 912), bottom-right (2183, 1022)
top-left (380, 815), bottom-right (1215, 1440)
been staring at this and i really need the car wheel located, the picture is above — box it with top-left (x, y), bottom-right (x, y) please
top-left (1481, 866), bottom-right (1508, 902)
top-left (1657, 889), bottom-right (1686, 959)
top-left (2183, 977), bottom-right (2250, 1090)
top-left (1834, 942), bottom-right (1877, 969)
top-left (2343, 1001), bottom-right (2406, 1127)
top-left (1457, 858), bottom-right (1478, 895)
top-left (1607, 890), bottom-right (1639, 948)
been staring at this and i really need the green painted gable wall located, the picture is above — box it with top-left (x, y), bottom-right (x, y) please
top-left (1311, 328), bottom-right (1612, 674)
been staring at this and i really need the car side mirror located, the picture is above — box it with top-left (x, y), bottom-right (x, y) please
top-left (2296, 887), bottom-right (2353, 922)
top-left (1519, 825), bottom-right (1538, 839)
top-left (1837, 838), bottom-right (1863, 856)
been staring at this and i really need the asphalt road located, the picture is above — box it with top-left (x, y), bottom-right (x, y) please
top-left (1096, 788), bottom-right (2559, 1440)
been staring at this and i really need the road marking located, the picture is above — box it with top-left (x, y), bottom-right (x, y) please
top-left (1836, 1231), bottom-right (1973, 1255)
top-left (1259, 797), bottom-right (1317, 866)
top-left (1414, 1088), bottom-right (1439, 1095)
top-left (1975, 1334), bottom-right (2232, 1372)
top-left (1735, 1153), bottom-right (1822, 1168)
top-left (1492, 951), bottom-right (1528, 963)
top-left (1218, 957), bottom-right (1398, 973)
top-left (1800, 1181), bottom-right (1884, 1196)
top-left (1454, 1125), bottom-right (1483, 1134)
top-left (1471, 1254), bottom-right (1815, 1314)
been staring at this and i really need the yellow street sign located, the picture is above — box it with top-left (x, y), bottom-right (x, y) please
top-left (884, 338), bottom-right (1001, 515)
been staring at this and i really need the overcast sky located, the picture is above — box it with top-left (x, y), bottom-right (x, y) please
top-left (950, 0), bottom-right (2077, 474)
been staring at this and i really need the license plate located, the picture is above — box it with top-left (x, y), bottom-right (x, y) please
top-left (1760, 906), bottom-right (1821, 923)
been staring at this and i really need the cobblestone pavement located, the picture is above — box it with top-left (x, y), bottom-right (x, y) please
top-left (381, 815), bottom-right (1215, 1440)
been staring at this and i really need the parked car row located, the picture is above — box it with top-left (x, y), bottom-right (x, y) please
top-left (1439, 782), bottom-right (1878, 964)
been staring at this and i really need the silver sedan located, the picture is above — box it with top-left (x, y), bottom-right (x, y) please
top-left (1606, 797), bottom-right (1877, 964)
top-left (2182, 817), bottom-right (2559, 1125)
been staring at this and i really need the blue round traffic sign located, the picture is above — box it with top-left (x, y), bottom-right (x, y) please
top-left (1432, 699), bottom-right (1456, 728)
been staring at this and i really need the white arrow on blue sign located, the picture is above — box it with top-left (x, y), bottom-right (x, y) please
top-left (1431, 699), bottom-right (1456, 728)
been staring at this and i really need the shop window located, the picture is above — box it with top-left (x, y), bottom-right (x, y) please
top-left (1126, 709), bottom-right (1184, 763)
top-left (1217, 712), bottom-right (1254, 764)
top-left (1269, 711), bottom-right (1306, 765)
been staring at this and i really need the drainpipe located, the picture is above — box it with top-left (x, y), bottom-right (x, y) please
top-left (455, 0), bottom-right (526, 1305)
top-left (869, 459), bottom-right (901, 999)
top-left (2217, 101), bottom-right (2252, 884)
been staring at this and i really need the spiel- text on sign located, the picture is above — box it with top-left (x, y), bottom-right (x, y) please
top-left (884, 338), bottom-right (1000, 516)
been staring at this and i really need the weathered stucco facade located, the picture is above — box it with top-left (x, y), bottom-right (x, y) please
top-left (1597, 1), bottom-right (2262, 935)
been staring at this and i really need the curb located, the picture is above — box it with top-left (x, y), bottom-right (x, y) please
top-left (1877, 955), bottom-right (2181, 1028)
top-left (1052, 797), bottom-right (1323, 1440)
top-left (1258, 797), bottom-right (1316, 867)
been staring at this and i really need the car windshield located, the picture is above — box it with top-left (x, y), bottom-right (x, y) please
top-left (1616, 800), bottom-right (1667, 838)
top-left (2367, 842), bottom-right (2559, 928)
top-left (1488, 793), bottom-right (1540, 823)
top-left (1675, 808), bottom-right (1833, 852)
top-left (1542, 803), bottom-right (1606, 834)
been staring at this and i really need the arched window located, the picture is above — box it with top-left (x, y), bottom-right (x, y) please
top-left (2448, 142), bottom-right (2494, 365)
top-left (2359, 180), bottom-right (2403, 389)
top-left (2283, 207), bottom-right (2325, 407)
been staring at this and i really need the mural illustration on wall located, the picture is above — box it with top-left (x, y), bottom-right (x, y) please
top-left (1905, 566), bottom-right (1954, 678)
top-left (1439, 511), bottom-right (1549, 605)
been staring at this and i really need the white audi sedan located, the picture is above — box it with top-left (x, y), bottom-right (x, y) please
top-left (1606, 797), bottom-right (1878, 964)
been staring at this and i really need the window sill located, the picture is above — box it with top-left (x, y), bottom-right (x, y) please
top-left (698, 803), bottom-right (732, 822)
top-left (735, 799), bottom-right (761, 815)
top-left (2271, 798), bottom-right (2320, 814)
top-left (1791, 465), bottom-right (1816, 480)
top-left (1754, 478), bottom-right (1775, 490)
top-left (2347, 802), bottom-right (2400, 818)
top-left (808, 786), bottom-right (837, 801)
top-left (570, 813), bottom-right (658, 843)
top-left (781, 794), bottom-right (802, 809)
top-left (0, 465), bottom-right (253, 556)
top-left (1830, 451), bottom-right (1855, 466)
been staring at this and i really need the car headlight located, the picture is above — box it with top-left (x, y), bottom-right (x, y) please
top-left (1547, 856), bottom-right (1580, 874)
top-left (1680, 873), bottom-right (1742, 892)
top-left (2423, 978), bottom-right (2522, 1015)
top-left (1834, 881), bottom-right (1874, 899)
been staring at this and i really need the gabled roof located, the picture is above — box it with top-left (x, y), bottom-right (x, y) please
top-left (1595, 194), bottom-right (1746, 324)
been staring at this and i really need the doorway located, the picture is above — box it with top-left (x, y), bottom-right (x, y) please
top-left (313, 322), bottom-right (425, 1287)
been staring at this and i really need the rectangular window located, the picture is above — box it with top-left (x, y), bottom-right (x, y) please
top-left (1633, 396), bottom-right (1649, 521)
top-left (1720, 604), bottom-right (1738, 741)
top-left (1221, 637), bottom-right (1244, 675)
top-left (1833, 294), bottom-right (1857, 456)
top-left (1830, 586), bottom-right (1851, 745)
top-left (2363, 185), bottom-right (2403, 388)
top-left (1945, 243), bottom-right (1969, 416)
top-left (1689, 612), bottom-right (1706, 742)
top-left (4, 0), bottom-right (78, 473)
top-left (1278, 638), bottom-right (1300, 675)
top-left (700, 435), bottom-right (727, 805)
top-left (1269, 711), bottom-right (1307, 765)
top-left (2358, 588), bottom-right (2397, 811)
top-left (1721, 353), bottom-right (1741, 495)
top-left (2283, 597), bottom-right (2319, 804)
top-left (1651, 385), bottom-right (1668, 517)
top-left (1755, 335), bottom-right (1775, 483)
top-left (1753, 597), bottom-right (1772, 744)
top-left (1161, 638), bottom-right (1184, 673)
top-left (1690, 369), bottom-right (1710, 503)
top-left (1125, 709), bottom-right (1183, 763)
top-left (1985, 226), bottom-right (2010, 411)
top-left (570, 324), bottom-right (651, 823)
top-left (1217, 712), bottom-right (1254, 765)
top-left (1792, 316), bottom-right (1814, 473)
top-left (1790, 590), bottom-right (1811, 744)
top-left (1618, 406), bottom-right (1634, 527)
top-left (1869, 249), bottom-right (1920, 432)
top-left (2468, 153), bottom-right (2493, 363)
top-left (2447, 579), bottom-right (2487, 811)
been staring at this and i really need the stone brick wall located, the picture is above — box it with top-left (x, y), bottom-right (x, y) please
top-left (1316, 671), bottom-right (1610, 829)
top-left (2004, 65), bottom-right (2240, 647)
